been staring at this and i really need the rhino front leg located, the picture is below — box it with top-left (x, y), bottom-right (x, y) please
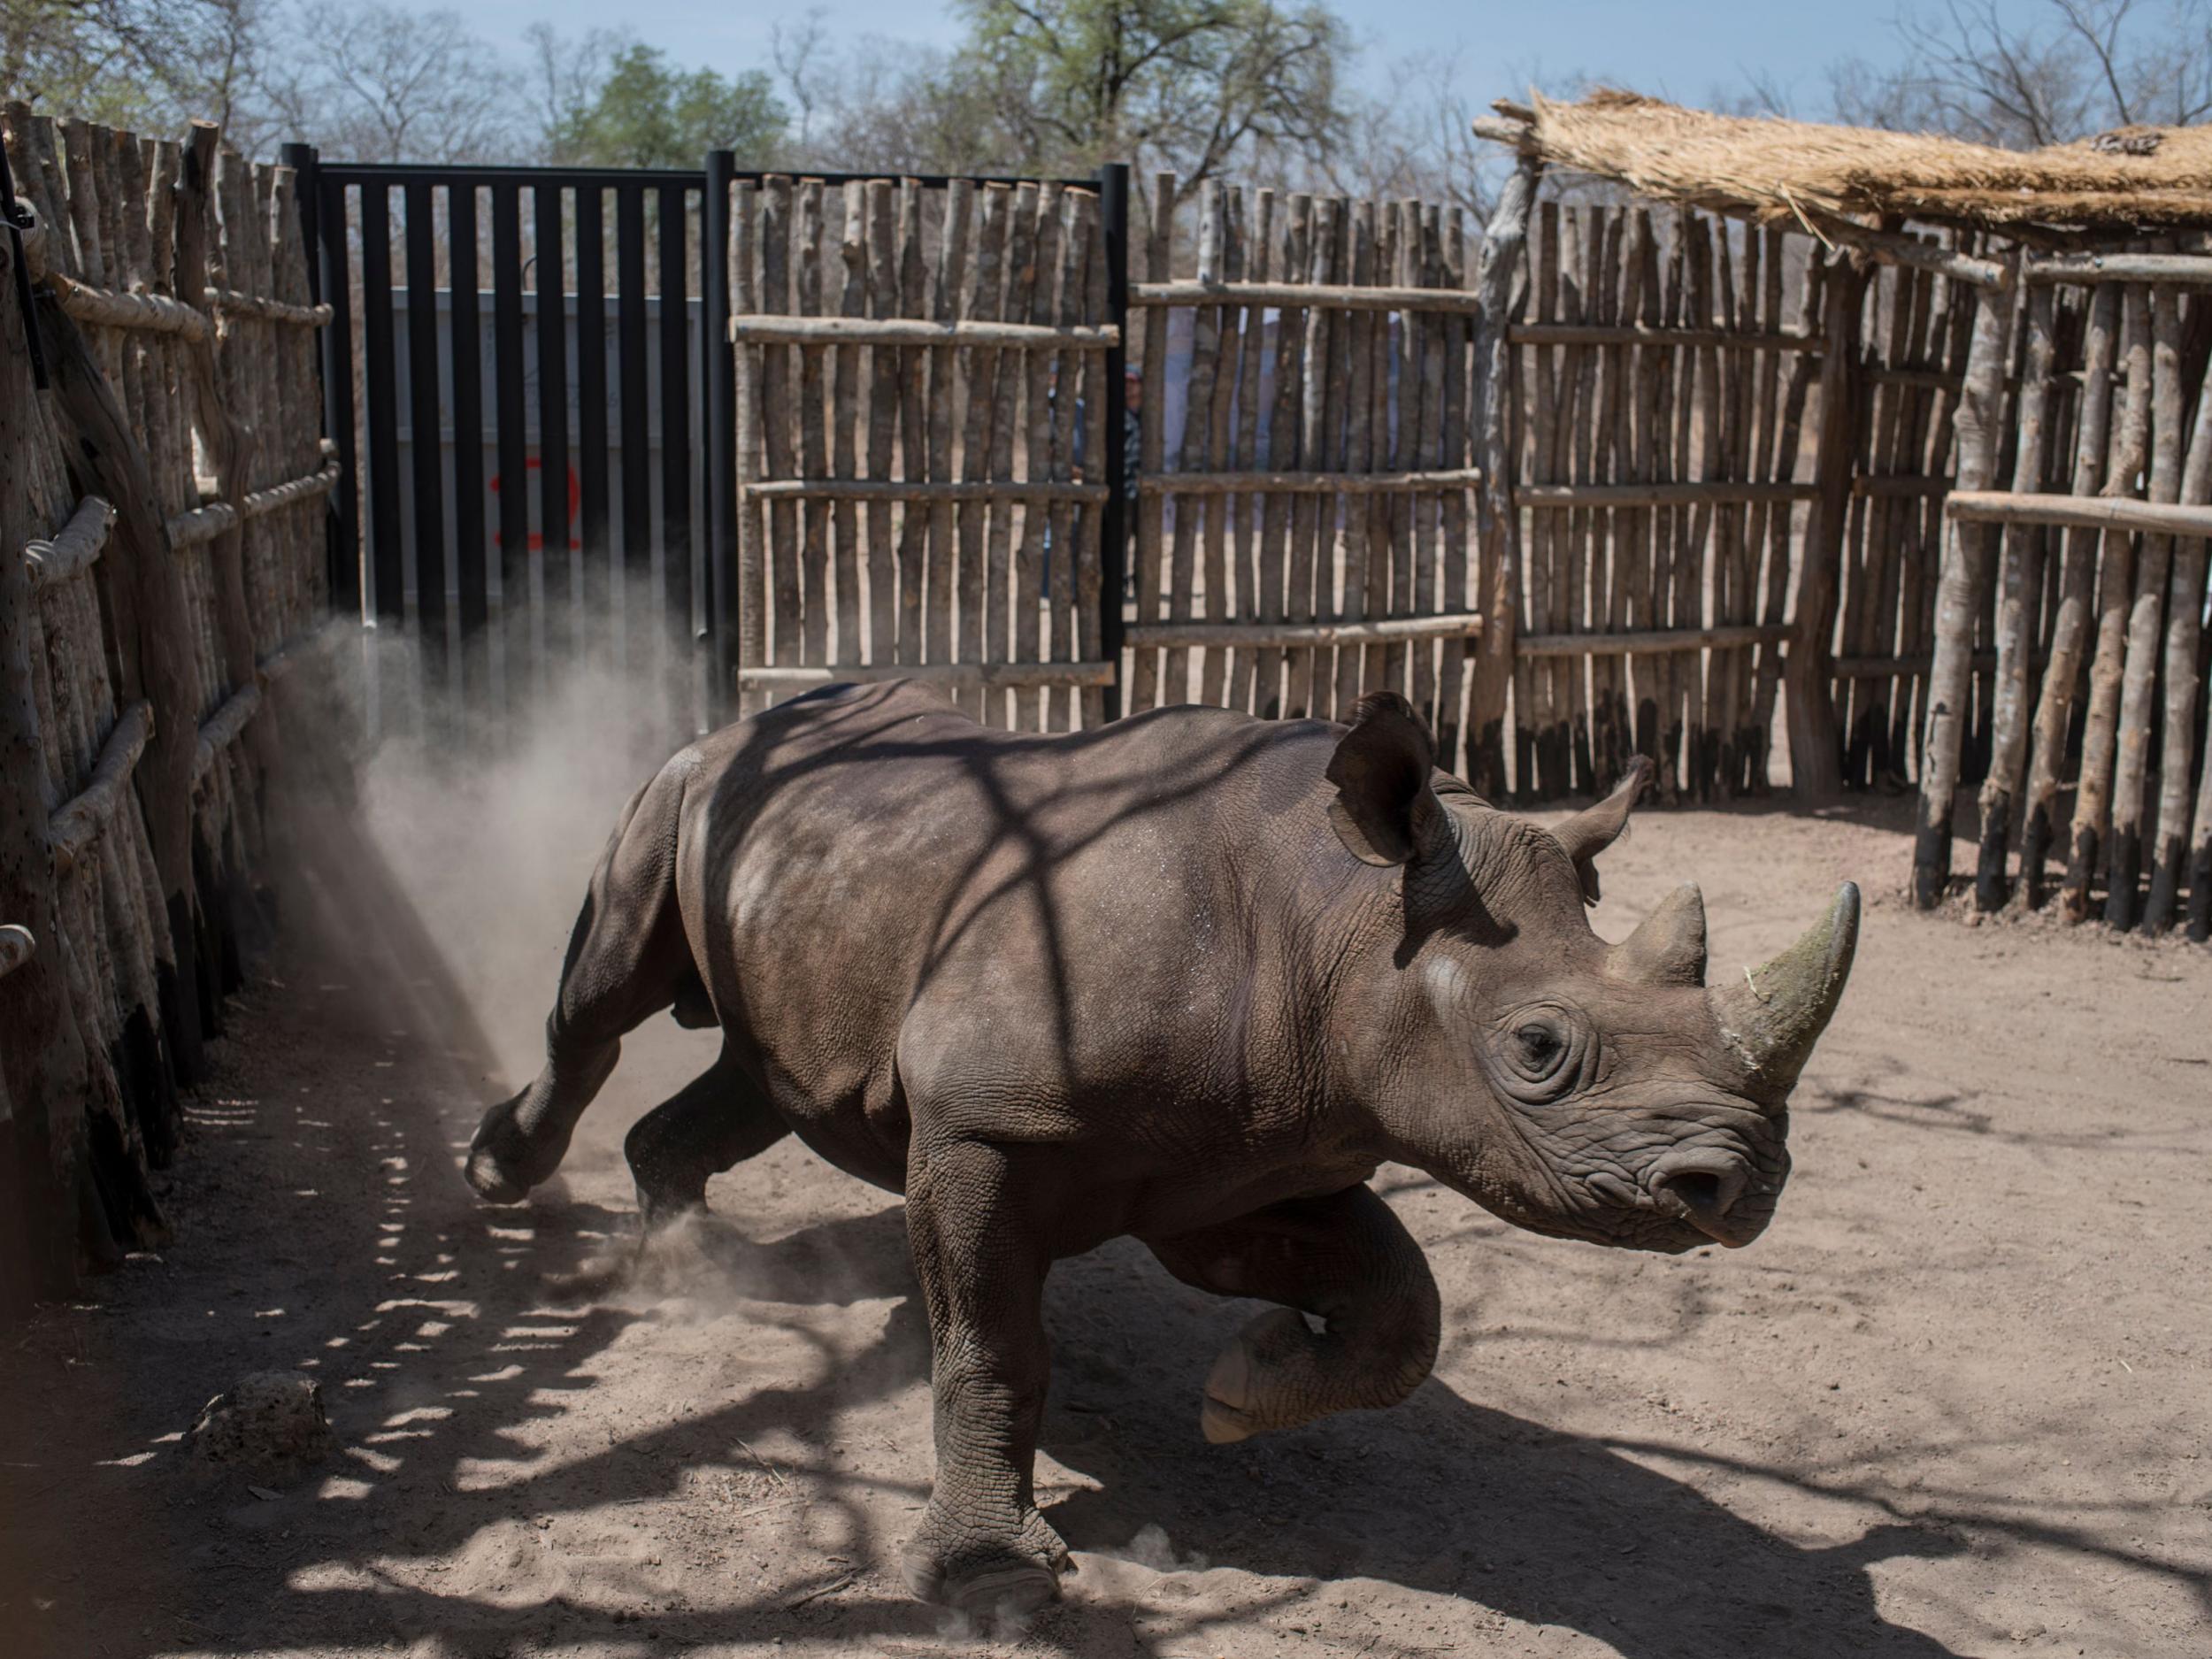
top-left (466, 767), bottom-right (691, 1203)
top-left (900, 1140), bottom-right (1068, 1617)
top-left (1146, 1182), bottom-right (1440, 1443)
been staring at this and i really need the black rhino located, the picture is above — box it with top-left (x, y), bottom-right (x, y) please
top-left (466, 683), bottom-right (1858, 1615)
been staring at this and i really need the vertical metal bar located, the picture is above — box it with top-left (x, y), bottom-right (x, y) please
top-left (449, 184), bottom-right (486, 675)
top-left (359, 180), bottom-right (403, 626)
top-left (281, 143), bottom-right (344, 616)
top-left (311, 165), bottom-right (360, 619)
top-left (282, 145), bottom-right (320, 299)
top-left (534, 181), bottom-right (572, 645)
top-left (491, 181), bottom-right (528, 699)
top-left (575, 184), bottom-right (611, 636)
top-left (659, 181), bottom-right (694, 649)
top-left (1098, 162), bottom-right (1131, 720)
top-left (403, 180), bottom-right (448, 678)
top-left (618, 185), bottom-right (651, 611)
top-left (703, 152), bottom-right (737, 724)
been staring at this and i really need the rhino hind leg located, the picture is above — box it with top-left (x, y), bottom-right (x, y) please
top-left (1145, 1183), bottom-right (1441, 1444)
top-left (623, 1043), bottom-right (790, 1227)
top-left (465, 765), bottom-right (695, 1204)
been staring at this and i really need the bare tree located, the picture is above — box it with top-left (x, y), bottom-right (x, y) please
top-left (1312, 50), bottom-right (1501, 220)
top-left (260, 2), bottom-right (522, 163)
top-left (1832, 0), bottom-right (2212, 145)
top-left (801, 36), bottom-right (1058, 175)
top-left (771, 8), bottom-right (831, 153)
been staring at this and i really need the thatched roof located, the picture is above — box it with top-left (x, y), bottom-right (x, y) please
top-left (1489, 90), bottom-right (2212, 235)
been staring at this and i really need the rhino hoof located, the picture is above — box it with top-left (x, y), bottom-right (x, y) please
top-left (1200, 1395), bottom-right (1254, 1444)
top-left (464, 1146), bottom-right (533, 1204)
top-left (465, 1093), bottom-right (570, 1204)
top-left (902, 1502), bottom-right (1068, 1619)
top-left (902, 1551), bottom-right (1063, 1621)
top-left (926, 1560), bottom-right (1059, 1621)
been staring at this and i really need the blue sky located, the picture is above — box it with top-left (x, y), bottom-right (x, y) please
top-left (462, 0), bottom-right (2060, 114)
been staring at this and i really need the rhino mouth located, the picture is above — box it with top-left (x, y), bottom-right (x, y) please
top-left (1579, 1163), bottom-right (1783, 1253)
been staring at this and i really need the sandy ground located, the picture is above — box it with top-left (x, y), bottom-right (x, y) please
top-left (4, 744), bottom-right (2210, 1658)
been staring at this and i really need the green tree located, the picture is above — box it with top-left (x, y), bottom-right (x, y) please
top-left (5, 0), bottom-right (274, 143)
top-left (549, 41), bottom-right (787, 167)
top-left (953, 0), bottom-right (1348, 192)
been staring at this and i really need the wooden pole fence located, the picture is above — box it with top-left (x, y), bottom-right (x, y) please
top-left (1125, 613), bottom-right (1485, 649)
top-left (738, 661), bottom-right (1117, 689)
top-left (1517, 624), bottom-right (1792, 657)
top-left (730, 315), bottom-right (1118, 349)
top-left (1509, 321), bottom-right (1821, 352)
top-left (1, 103), bottom-right (339, 1297)
top-left (1945, 489), bottom-right (2212, 537)
top-left (2024, 253), bottom-right (2212, 287)
top-left (1515, 480), bottom-right (1818, 509)
top-left (1132, 279), bottom-right (1483, 313)
top-left (741, 478), bottom-right (1109, 503)
top-left (1139, 468), bottom-right (1482, 495)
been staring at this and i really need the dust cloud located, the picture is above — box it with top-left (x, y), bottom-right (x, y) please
top-left (345, 639), bottom-right (703, 1087)
top-left (265, 629), bottom-right (724, 1165)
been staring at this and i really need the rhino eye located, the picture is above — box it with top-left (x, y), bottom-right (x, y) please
top-left (1516, 1023), bottom-right (1566, 1074)
top-left (1488, 1003), bottom-right (1591, 1105)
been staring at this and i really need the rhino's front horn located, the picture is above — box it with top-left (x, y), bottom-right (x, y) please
top-left (1707, 883), bottom-right (1861, 1094)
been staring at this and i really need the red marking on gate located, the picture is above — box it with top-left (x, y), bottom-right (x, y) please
top-left (489, 454), bottom-right (583, 551)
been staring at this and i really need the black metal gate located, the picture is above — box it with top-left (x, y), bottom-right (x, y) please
top-left (311, 159), bottom-right (726, 718)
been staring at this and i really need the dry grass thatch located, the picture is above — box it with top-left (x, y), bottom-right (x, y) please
top-left (1510, 90), bottom-right (2212, 234)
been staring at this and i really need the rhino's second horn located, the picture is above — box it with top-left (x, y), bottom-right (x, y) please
top-left (1606, 882), bottom-right (1709, 987)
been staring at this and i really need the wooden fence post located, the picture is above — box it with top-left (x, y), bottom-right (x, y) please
top-left (1973, 280), bottom-right (2057, 910)
top-left (2104, 282), bottom-right (2185, 930)
top-left (2017, 283), bottom-right (2119, 907)
top-left (176, 125), bottom-right (262, 747)
top-left (2062, 286), bottom-right (2152, 922)
top-left (1097, 162), bottom-right (1130, 720)
top-left (2189, 699), bottom-right (2212, 942)
top-left (2144, 360), bottom-right (2212, 931)
top-left (0, 226), bottom-right (94, 1303)
top-left (1911, 267), bottom-right (2014, 910)
top-left (1468, 153), bottom-right (1540, 798)
top-left (1785, 252), bottom-right (1863, 805)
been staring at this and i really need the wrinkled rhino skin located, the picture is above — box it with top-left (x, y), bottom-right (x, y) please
top-left (467, 682), bottom-right (1858, 1615)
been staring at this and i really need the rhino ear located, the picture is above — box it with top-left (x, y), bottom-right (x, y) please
top-left (1553, 757), bottom-right (1653, 904)
top-left (1325, 693), bottom-right (1440, 866)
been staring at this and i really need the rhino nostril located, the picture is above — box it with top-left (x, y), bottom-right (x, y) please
top-left (1665, 1170), bottom-right (1726, 1213)
top-left (1649, 1151), bottom-right (1751, 1233)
